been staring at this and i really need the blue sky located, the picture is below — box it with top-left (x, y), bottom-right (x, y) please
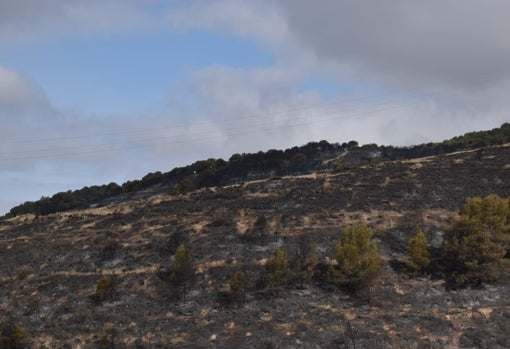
top-left (2, 29), bottom-right (274, 116)
top-left (1, 0), bottom-right (509, 215)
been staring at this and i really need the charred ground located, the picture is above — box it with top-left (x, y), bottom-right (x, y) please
top-left (1, 144), bottom-right (510, 348)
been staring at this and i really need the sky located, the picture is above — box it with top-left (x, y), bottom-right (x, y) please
top-left (1, 0), bottom-right (510, 215)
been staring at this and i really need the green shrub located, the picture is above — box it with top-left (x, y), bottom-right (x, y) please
top-left (170, 244), bottom-right (195, 301)
top-left (333, 223), bottom-right (380, 293)
top-left (444, 195), bottom-right (509, 286)
top-left (406, 230), bottom-right (431, 275)
top-left (266, 248), bottom-right (289, 292)
top-left (95, 276), bottom-right (114, 302)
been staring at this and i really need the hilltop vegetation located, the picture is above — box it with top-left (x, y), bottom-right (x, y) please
top-left (4, 123), bottom-right (510, 218)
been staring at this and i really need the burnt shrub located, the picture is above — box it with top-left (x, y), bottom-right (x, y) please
top-left (243, 215), bottom-right (271, 243)
top-left (0, 318), bottom-right (28, 349)
top-left (229, 270), bottom-right (246, 305)
top-left (91, 275), bottom-right (115, 304)
top-left (162, 229), bottom-right (190, 256)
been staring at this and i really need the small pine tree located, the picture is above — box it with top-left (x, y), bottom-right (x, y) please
top-left (406, 230), bottom-right (431, 275)
top-left (333, 223), bottom-right (380, 293)
top-left (95, 276), bottom-right (114, 302)
top-left (229, 271), bottom-right (246, 305)
top-left (170, 244), bottom-right (195, 301)
top-left (266, 248), bottom-right (289, 292)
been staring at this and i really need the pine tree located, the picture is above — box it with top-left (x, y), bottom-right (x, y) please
top-left (170, 244), bottom-right (195, 301)
top-left (95, 276), bottom-right (114, 302)
top-left (266, 248), bottom-right (289, 292)
top-left (444, 195), bottom-right (508, 286)
top-left (445, 216), bottom-right (505, 286)
top-left (333, 223), bottom-right (380, 293)
top-left (406, 230), bottom-right (431, 275)
top-left (459, 195), bottom-right (509, 235)
top-left (229, 271), bottom-right (246, 305)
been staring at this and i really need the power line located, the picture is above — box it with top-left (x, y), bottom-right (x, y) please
top-left (0, 96), bottom-right (430, 162)
top-left (0, 94), bottom-right (405, 156)
top-left (0, 88), bottom-right (424, 146)
top-left (0, 77), bottom-right (497, 161)
top-left (1, 68), bottom-right (506, 147)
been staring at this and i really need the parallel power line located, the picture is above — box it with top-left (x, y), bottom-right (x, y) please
top-left (0, 81), bottom-right (497, 162)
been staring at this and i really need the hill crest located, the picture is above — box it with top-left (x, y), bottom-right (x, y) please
top-left (5, 123), bottom-right (510, 219)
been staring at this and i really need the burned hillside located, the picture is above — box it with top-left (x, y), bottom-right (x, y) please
top-left (0, 144), bottom-right (509, 348)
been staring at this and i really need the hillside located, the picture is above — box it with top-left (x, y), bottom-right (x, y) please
top-left (5, 123), bottom-right (510, 219)
top-left (1, 142), bottom-right (509, 348)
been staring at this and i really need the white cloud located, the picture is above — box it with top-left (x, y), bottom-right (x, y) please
top-left (280, 0), bottom-right (510, 90)
top-left (0, 66), bottom-right (52, 116)
top-left (167, 0), bottom-right (289, 49)
top-left (163, 0), bottom-right (510, 145)
top-left (169, 1), bottom-right (510, 105)
top-left (0, 0), bottom-right (157, 49)
top-left (0, 65), bottom-right (63, 173)
top-left (165, 63), bottom-right (322, 150)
